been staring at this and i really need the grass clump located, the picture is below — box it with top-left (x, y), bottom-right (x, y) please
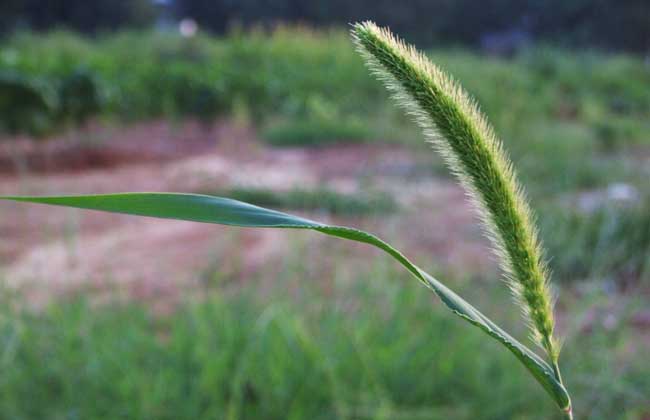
top-left (542, 199), bottom-right (650, 286)
top-left (261, 117), bottom-right (370, 147)
top-left (0, 268), bottom-right (646, 419)
top-left (215, 187), bottom-right (396, 216)
top-left (0, 71), bottom-right (53, 136)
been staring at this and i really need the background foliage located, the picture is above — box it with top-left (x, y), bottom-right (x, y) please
top-left (2, 0), bottom-right (649, 52)
top-left (1, 261), bottom-right (648, 419)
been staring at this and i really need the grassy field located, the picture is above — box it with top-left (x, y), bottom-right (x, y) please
top-left (1, 27), bottom-right (649, 419)
top-left (0, 260), bottom-right (650, 419)
top-left (1, 258), bottom-right (648, 420)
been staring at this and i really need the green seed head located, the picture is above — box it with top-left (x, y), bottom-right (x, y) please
top-left (352, 21), bottom-right (558, 360)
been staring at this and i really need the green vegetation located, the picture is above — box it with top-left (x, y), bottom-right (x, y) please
top-left (1, 267), bottom-right (647, 419)
top-left (354, 21), bottom-right (562, 366)
top-left (212, 187), bottom-right (396, 216)
top-left (1, 28), bottom-right (648, 157)
top-left (0, 28), bottom-right (377, 137)
top-left (262, 117), bottom-right (370, 147)
top-left (543, 199), bottom-right (650, 285)
top-left (0, 22), bottom-right (649, 420)
top-left (0, 191), bottom-right (571, 412)
top-left (0, 72), bottom-right (52, 136)
top-left (1, 23), bottom-right (582, 416)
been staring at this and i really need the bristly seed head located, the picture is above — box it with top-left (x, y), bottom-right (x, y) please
top-left (352, 21), bottom-right (559, 361)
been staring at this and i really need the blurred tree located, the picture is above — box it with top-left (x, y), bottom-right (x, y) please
top-left (176, 0), bottom-right (649, 52)
top-left (1, 0), bottom-right (648, 52)
top-left (3, 0), bottom-right (155, 34)
top-left (0, 0), bottom-right (27, 34)
top-left (0, 72), bottom-right (52, 136)
top-left (57, 68), bottom-right (101, 127)
top-left (528, 0), bottom-right (650, 51)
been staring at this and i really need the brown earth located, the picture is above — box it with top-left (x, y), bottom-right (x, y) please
top-left (0, 120), bottom-right (494, 308)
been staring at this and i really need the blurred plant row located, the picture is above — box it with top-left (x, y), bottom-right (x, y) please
top-left (0, 28), bottom-right (377, 139)
top-left (1, 28), bottom-right (648, 147)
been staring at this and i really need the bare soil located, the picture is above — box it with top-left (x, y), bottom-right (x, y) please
top-left (0, 120), bottom-right (493, 308)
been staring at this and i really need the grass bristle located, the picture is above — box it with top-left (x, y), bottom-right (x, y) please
top-left (352, 21), bottom-right (559, 362)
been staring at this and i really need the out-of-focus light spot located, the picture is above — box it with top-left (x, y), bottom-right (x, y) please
top-left (179, 18), bottom-right (198, 38)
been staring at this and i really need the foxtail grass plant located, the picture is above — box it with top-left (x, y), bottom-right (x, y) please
top-left (1, 22), bottom-right (572, 418)
top-left (352, 20), bottom-right (568, 397)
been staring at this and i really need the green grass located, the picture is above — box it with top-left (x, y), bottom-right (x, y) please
top-left (541, 198), bottom-right (650, 286)
top-left (1, 263), bottom-right (647, 419)
top-left (210, 187), bottom-right (396, 216)
top-left (262, 117), bottom-right (371, 147)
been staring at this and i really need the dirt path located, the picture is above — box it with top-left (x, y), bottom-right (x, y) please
top-left (0, 121), bottom-right (493, 307)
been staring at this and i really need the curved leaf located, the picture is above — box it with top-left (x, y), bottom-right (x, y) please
top-left (0, 192), bottom-right (570, 410)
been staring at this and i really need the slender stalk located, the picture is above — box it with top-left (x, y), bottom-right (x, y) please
top-left (563, 406), bottom-right (574, 420)
top-left (552, 360), bottom-right (572, 419)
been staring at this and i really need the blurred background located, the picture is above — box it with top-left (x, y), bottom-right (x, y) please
top-left (0, 1), bottom-right (649, 419)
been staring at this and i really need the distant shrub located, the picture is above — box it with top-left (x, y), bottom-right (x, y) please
top-left (1, 28), bottom-right (648, 152)
top-left (161, 72), bottom-right (224, 122)
top-left (218, 187), bottom-right (397, 216)
top-left (262, 117), bottom-right (370, 147)
top-left (57, 68), bottom-right (102, 126)
top-left (0, 72), bottom-right (52, 136)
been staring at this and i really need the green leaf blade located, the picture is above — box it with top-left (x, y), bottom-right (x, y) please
top-left (0, 192), bottom-right (570, 410)
top-left (2, 193), bottom-right (324, 228)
